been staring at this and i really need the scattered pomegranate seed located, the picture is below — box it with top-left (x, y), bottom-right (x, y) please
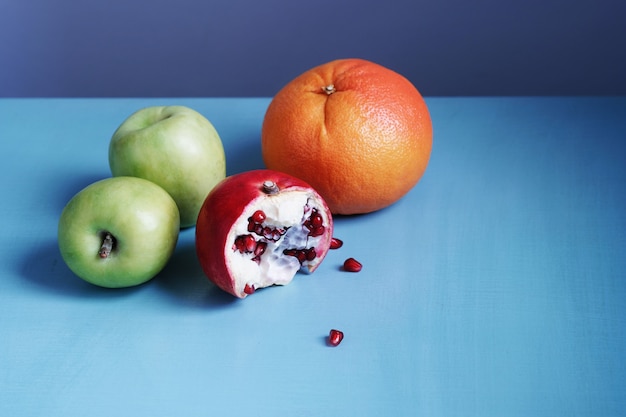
top-left (343, 257), bottom-right (362, 272)
top-left (329, 237), bottom-right (343, 249)
top-left (243, 284), bottom-right (255, 295)
top-left (328, 329), bottom-right (344, 347)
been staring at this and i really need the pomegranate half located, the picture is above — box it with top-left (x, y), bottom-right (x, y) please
top-left (195, 169), bottom-right (334, 298)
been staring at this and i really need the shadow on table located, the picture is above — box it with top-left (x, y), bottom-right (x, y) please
top-left (21, 239), bottom-right (142, 299)
top-left (152, 237), bottom-right (238, 309)
top-left (19, 238), bottom-right (237, 309)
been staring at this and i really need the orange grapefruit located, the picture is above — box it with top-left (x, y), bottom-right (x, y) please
top-left (261, 58), bottom-right (432, 215)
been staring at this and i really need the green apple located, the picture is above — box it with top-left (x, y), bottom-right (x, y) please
top-left (58, 177), bottom-right (180, 288)
top-left (108, 105), bottom-right (226, 228)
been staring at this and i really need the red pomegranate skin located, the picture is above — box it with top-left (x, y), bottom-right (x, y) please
top-left (195, 169), bottom-right (334, 298)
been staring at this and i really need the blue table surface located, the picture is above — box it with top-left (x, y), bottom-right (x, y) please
top-left (1, 97), bottom-right (625, 417)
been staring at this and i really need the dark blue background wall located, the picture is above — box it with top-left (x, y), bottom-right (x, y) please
top-left (1, 0), bottom-right (625, 97)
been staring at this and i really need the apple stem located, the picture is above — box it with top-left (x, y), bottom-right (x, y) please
top-left (99, 232), bottom-right (114, 259)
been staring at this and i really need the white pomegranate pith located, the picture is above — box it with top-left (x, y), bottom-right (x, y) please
top-left (226, 190), bottom-right (330, 297)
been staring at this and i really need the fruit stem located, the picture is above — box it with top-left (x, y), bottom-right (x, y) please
top-left (99, 232), bottom-right (114, 259)
top-left (262, 180), bottom-right (279, 195)
top-left (322, 84), bottom-right (336, 95)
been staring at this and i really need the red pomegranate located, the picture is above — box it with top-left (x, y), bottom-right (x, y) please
top-left (195, 170), bottom-right (334, 298)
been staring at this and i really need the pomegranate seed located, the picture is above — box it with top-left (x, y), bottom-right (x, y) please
top-left (328, 329), bottom-right (344, 347)
top-left (296, 251), bottom-right (307, 264)
top-left (243, 235), bottom-right (256, 252)
top-left (261, 227), bottom-right (270, 239)
top-left (283, 247), bottom-right (317, 264)
top-left (303, 209), bottom-right (325, 235)
top-left (251, 210), bottom-right (266, 224)
top-left (243, 284), bottom-right (255, 295)
top-left (234, 235), bottom-right (256, 253)
top-left (305, 247), bottom-right (317, 261)
top-left (310, 211), bottom-right (323, 227)
top-left (308, 225), bottom-right (325, 237)
top-left (330, 237), bottom-right (343, 249)
top-left (254, 241), bottom-right (267, 256)
top-left (233, 236), bottom-right (244, 252)
top-left (343, 258), bottom-right (362, 272)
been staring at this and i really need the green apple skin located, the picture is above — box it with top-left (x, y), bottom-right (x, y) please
top-left (58, 177), bottom-right (180, 288)
top-left (108, 106), bottom-right (226, 228)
